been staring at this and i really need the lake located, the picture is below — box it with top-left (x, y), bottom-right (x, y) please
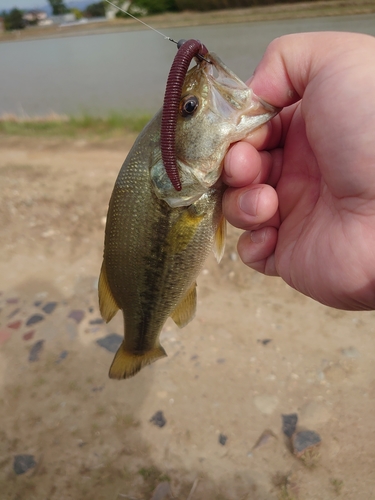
top-left (1, 13), bottom-right (375, 117)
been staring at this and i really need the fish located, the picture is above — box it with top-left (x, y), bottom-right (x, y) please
top-left (99, 50), bottom-right (278, 379)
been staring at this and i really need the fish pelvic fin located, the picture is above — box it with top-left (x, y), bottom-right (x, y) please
top-left (171, 281), bottom-right (197, 328)
top-left (98, 262), bottom-right (119, 323)
top-left (213, 215), bottom-right (226, 263)
top-left (109, 341), bottom-right (167, 380)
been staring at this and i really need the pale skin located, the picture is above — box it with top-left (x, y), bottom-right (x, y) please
top-left (222, 32), bottom-right (375, 310)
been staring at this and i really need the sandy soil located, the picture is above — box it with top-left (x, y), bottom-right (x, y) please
top-left (1, 135), bottom-right (375, 499)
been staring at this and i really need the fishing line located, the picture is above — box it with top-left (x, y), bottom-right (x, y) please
top-left (105, 0), bottom-right (178, 45)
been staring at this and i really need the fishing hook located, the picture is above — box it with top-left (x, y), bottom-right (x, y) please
top-left (161, 39), bottom-right (210, 192)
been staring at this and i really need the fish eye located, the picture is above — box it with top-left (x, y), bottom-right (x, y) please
top-left (180, 95), bottom-right (199, 117)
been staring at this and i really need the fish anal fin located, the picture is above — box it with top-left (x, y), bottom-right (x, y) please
top-left (109, 341), bottom-right (167, 380)
top-left (98, 262), bottom-right (119, 323)
top-left (213, 215), bottom-right (226, 263)
top-left (171, 281), bottom-right (197, 328)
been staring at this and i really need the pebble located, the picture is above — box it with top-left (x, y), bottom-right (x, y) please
top-left (56, 350), bottom-right (68, 363)
top-left (150, 411), bottom-right (166, 428)
top-left (341, 347), bottom-right (360, 358)
top-left (292, 430), bottom-right (322, 458)
top-left (26, 314), bottom-right (44, 327)
top-left (0, 328), bottom-right (12, 345)
top-left (252, 429), bottom-right (276, 450)
top-left (7, 320), bottom-right (22, 330)
top-left (23, 330), bottom-right (35, 341)
top-left (89, 318), bottom-right (104, 325)
top-left (68, 309), bottom-right (85, 324)
top-left (96, 333), bottom-right (122, 353)
top-left (29, 340), bottom-right (45, 362)
top-left (150, 482), bottom-right (173, 500)
top-left (299, 401), bottom-right (331, 426)
top-left (7, 307), bottom-right (20, 319)
top-left (282, 413), bottom-right (298, 438)
top-left (6, 297), bottom-right (19, 304)
top-left (229, 252), bottom-right (238, 261)
top-left (42, 302), bottom-right (58, 314)
top-left (13, 454), bottom-right (37, 475)
top-left (218, 433), bottom-right (227, 446)
top-left (257, 338), bottom-right (272, 345)
top-left (253, 395), bottom-right (278, 415)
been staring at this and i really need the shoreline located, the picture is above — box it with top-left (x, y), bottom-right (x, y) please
top-left (1, 0), bottom-right (375, 43)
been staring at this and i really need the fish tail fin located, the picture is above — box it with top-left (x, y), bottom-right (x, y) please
top-left (108, 341), bottom-right (167, 380)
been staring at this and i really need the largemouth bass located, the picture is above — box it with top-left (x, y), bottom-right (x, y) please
top-left (99, 51), bottom-right (278, 379)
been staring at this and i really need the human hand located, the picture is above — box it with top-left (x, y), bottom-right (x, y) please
top-left (222, 32), bottom-right (375, 310)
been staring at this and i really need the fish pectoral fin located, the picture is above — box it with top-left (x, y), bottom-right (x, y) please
top-left (98, 262), bottom-right (119, 323)
top-left (109, 341), bottom-right (167, 380)
top-left (170, 281), bottom-right (197, 328)
top-left (213, 215), bottom-right (226, 263)
top-left (166, 210), bottom-right (205, 254)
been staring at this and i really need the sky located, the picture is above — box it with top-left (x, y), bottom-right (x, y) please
top-left (0, 0), bottom-right (49, 10)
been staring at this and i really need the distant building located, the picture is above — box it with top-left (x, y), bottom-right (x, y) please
top-left (50, 13), bottom-right (76, 24)
top-left (23, 10), bottom-right (48, 25)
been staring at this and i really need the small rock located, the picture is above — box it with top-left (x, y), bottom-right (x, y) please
top-left (91, 386), bottom-right (104, 392)
top-left (150, 482), bottom-right (173, 500)
top-left (257, 338), bottom-right (272, 345)
top-left (26, 314), bottom-right (44, 326)
top-left (299, 401), bottom-right (331, 426)
top-left (6, 297), bottom-right (19, 304)
top-left (218, 433), bottom-right (227, 446)
top-left (42, 302), bottom-right (58, 314)
top-left (0, 328), bottom-right (12, 345)
top-left (7, 307), bottom-right (20, 319)
top-left (254, 395), bottom-right (278, 415)
top-left (229, 252), bottom-right (238, 261)
top-left (341, 347), bottom-right (360, 358)
top-left (216, 358), bottom-right (226, 364)
top-left (150, 411), bottom-right (166, 428)
top-left (292, 430), bottom-right (322, 459)
top-left (56, 350), bottom-right (68, 363)
top-left (13, 454), bottom-right (37, 475)
top-left (96, 333), bottom-right (122, 353)
top-left (29, 340), bottom-right (45, 362)
top-left (89, 318), bottom-right (104, 325)
top-left (282, 413), bottom-right (298, 438)
top-left (252, 429), bottom-right (277, 450)
top-left (23, 330), bottom-right (35, 341)
top-left (7, 320), bottom-right (22, 330)
top-left (68, 309), bottom-right (85, 324)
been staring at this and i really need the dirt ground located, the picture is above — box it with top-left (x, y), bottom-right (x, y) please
top-left (1, 135), bottom-right (375, 500)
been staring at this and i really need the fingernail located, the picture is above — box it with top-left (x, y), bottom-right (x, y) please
top-left (250, 228), bottom-right (266, 244)
top-left (239, 188), bottom-right (261, 216)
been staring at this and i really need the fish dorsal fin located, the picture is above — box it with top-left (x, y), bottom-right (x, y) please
top-left (98, 262), bottom-right (119, 323)
top-left (170, 281), bottom-right (197, 328)
top-left (213, 215), bottom-right (226, 263)
top-left (109, 341), bottom-right (167, 379)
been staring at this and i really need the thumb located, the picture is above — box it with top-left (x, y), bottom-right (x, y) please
top-left (249, 32), bottom-right (370, 108)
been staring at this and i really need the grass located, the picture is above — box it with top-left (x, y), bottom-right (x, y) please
top-left (0, 112), bottom-right (152, 138)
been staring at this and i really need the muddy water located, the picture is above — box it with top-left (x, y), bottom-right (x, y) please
top-left (1, 13), bottom-right (375, 117)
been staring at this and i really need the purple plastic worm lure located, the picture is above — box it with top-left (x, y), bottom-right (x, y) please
top-left (160, 39), bottom-right (209, 192)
